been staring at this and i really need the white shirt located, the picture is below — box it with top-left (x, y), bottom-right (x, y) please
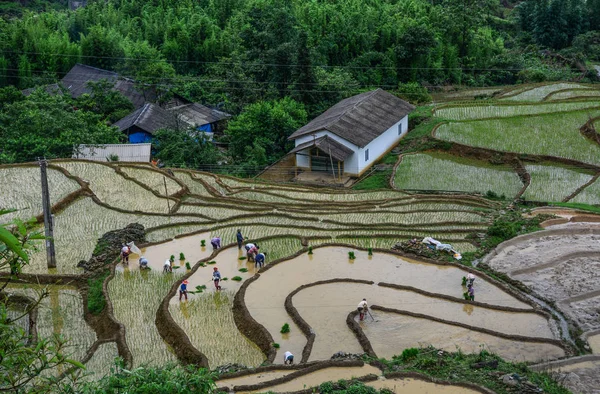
top-left (246, 243), bottom-right (255, 249)
top-left (467, 273), bottom-right (476, 280)
top-left (164, 260), bottom-right (171, 267)
top-left (284, 351), bottom-right (293, 359)
top-left (358, 300), bottom-right (368, 309)
top-left (122, 246), bottom-right (129, 253)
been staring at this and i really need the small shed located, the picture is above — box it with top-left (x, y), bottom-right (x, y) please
top-left (73, 144), bottom-right (152, 162)
top-left (288, 89), bottom-right (414, 179)
top-left (167, 103), bottom-right (231, 135)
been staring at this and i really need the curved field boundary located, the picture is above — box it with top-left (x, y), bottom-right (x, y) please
top-left (116, 163), bottom-right (189, 198)
top-left (232, 244), bottom-right (562, 362)
top-left (346, 310), bottom-right (377, 356)
top-left (382, 371), bottom-right (496, 394)
top-left (563, 172), bottom-right (600, 202)
top-left (482, 227), bottom-right (600, 266)
top-left (220, 360), bottom-right (370, 393)
top-left (530, 354), bottom-right (600, 371)
top-left (370, 305), bottom-right (566, 350)
top-left (544, 88), bottom-right (600, 102)
top-left (434, 105), bottom-right (600, 123)
top-left (377, 282), bottom-right (545, 315)
top-left (510, 251), bottom-right (600, 276)
top-left (285, 279), bottom-right (375, 363)
top-left (558, 289), bottom-right (600, 305)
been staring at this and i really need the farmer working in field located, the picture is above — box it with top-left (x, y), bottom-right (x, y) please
top-left (247, 245), bottom-right (259, 262)
top-left (139, 256), bottom-right (149, 269)
top-left (179, 280), bottom-right (189, 301)
top-left (467, 284), bottom-right (475, 301)
top-left (163, 257), bottom-right (173, 273)
top-left (467, 272), bottom-right (476, 286)
top-left (357, 298), bottom-right (368, 321)
top-left (255, 251), bottom-right (266, 269)
top-left (121, 244), bottom-right (131, 264)
top-left (211, 236), bottom-right (222, 250)
top-left (212, 267), bottom-right (222, 290)
top-left (237, 229), bottom-right (245, 249)
top-left (283, 351), bottom-right (294, 365)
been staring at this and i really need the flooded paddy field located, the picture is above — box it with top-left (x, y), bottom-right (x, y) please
top-left (3, 160), bottom-right (594, 392)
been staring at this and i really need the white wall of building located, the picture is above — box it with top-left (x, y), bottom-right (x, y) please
top-left (293, 115), bottom-right (408, 176)
top-left (356, 115), bottom-right (408, 175)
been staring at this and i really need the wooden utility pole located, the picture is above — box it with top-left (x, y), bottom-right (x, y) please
top-left (163, 176), bottom-right (171, 212)
top-left (39, 158), bottom-right (56, 268)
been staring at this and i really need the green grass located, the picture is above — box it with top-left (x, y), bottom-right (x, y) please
top-left (87, 270), bottom-right (110, 315)
top-left (435, 101), bottom-right (600, 121)
top-left (436, 109), bottom-right (600, 165)
top-left (394, 152), bottom-right (522, 198)
top-left (523, 164), bottom-right (594, 202)
top-left (550, 201), bottom-right (600, 214)
top-left (352, 170), bottom-right (391, 190)
top-left (568, 176), bottom-right (600, 205)
top-left (378, 347), bottom-right (571, 394)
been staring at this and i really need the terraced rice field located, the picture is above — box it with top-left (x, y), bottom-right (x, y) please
top-left (0, 159), bottom-right (582, 392)
top-left (523, 164), bottom-right (595, 202)
top-left (435, 101), bottom-right (600, 121)
top-left (546, 88), bottom-right (600, 101)
top-left (501, 83), bottom-right (593, 102)
top-left (569, 176), bottom-right (600, 205)
top-left (394, 152), bottom-right (523, 197)
top-left (435, 109), bottom-right (600, 165)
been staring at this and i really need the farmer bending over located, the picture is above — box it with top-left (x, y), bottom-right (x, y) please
top-left (121, 245), bottom-right (131, 264)
top-left (163, 258), bottom-right (173, 273)
top-left (211, 236), bottom-right (222, 250)
top-left (247, 245), bottom-right (259, 262)
top-left (212, 267), bottom-right (222, 290)
top-left (283, 351), bottom-right (294, 365)
top-left (255, 251), bottom-right (266, 269)
top-left (467, 272), bottom-right (476, 286)
top-left (357, 298), bottom-right (368, 321)
top-left (139, 256), bottom-right (149, 270)
top-left (179, 280), bottom-right (189, 301)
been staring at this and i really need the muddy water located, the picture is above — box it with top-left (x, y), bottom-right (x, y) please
top-left (116, 232), bottom-right (213, 273)
top-left (244, 247), bottom-right (533, 363)
top-left (217, 370), bottom-right (294, 388)
top-left (293, 282), bottom-right (558, 362)
top-left (366, 378), bottom-right (481, 393)
top-left (588, 334), bottom-right (600, 354)
top-left (363, 310), bottom-right (564, 362)
top-left (239, 365), bottom-right (381, 393)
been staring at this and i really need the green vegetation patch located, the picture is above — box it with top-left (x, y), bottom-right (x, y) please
top-left (435, 109), bottom-right (600, 165)
top-left (378, 347), bottom-right (571, 394)
top-left (87, 270), bottom-right (110, 315)
top-left (523, 163), bottom-right (594, 202)
top-left (395, 152), bottom-right (522, 198)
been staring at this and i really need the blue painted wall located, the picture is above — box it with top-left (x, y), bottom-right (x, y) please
top-left (129, 131), bottom-right (153, 144)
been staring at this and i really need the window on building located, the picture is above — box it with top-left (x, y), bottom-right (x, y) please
top-left (365, 149), bottom-right (369, 162)
top-left (398, 122), bottom-right (403, 135)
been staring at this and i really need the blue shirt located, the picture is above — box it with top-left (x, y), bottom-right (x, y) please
top-left (213, 271), bottom-right (221, 280)
top-left (236, 232), bottom-right (243, 242)
top-left (180, 283), bottom-right (187, 291)
top-left (255, 253), bottom-right (265, 264)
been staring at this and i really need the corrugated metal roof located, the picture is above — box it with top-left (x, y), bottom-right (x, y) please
top-left (291, 135), bottom-right (354, 161)
top-left (167, 103), bottom-right (231, 126)
top-left (74, 144), bottom-right (152, 162)
top-left (288, 89), bottom-right (415, 148)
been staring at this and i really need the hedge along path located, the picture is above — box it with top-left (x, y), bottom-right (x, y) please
top-left (434, 100), bottom-right (600, 121)
top-left (0, 164), bottom-right (81, 222)
top-left (434, 108), bottom-right (600, 165)
top-left (240, 246), bottom-right (539, 365)
top-left (393, 152), bottom-right (523, 198)
top-left (289, 281), bottom-right (560, 363)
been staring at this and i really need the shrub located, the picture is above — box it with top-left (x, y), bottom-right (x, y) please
top-left (88, 271), bottom-right (109, 315)
top-left (185, 262), bottom-right (191, 270)
top-left (207, 261), bottom-right (216, 264)
top-left (170, 255), bottom-right (175, 261)
top-left (238, 268), bottom-right (248, 272)
top-left (463, 291), bottom-right (470, 300)
top-left (397, 82), bottom-right (432, 104)
top-left (199, 262), bottom-right (206, 267)
top-left (179, 253), bottom-right (185, 260)
top-left (308, 246), bottom-right (313, 255)
top-left (273, 343), bottom-right (280, 348)
top-left (280, 323), bottom-right (290, 334)
top-left (367, 248), bottom-right (373, 256)
top-left (238, 257), bottom-right (246, 260)
top-left (461, 276), bottom-right (467, 286)
top-left (400, 347), bottom-right (419, 361)
top-left (348, 251), bottom-right (356, 260)
top-left (222, 277), bottom-right (228, 281)
top-left (232, 276), bottom-right (242, 281)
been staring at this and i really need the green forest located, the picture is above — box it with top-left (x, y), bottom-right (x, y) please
top-left (0, 0), bottom-right (599, 170)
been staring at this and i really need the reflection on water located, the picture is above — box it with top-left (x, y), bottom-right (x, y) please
top-left (366, 378), bottom-right (481, 394)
